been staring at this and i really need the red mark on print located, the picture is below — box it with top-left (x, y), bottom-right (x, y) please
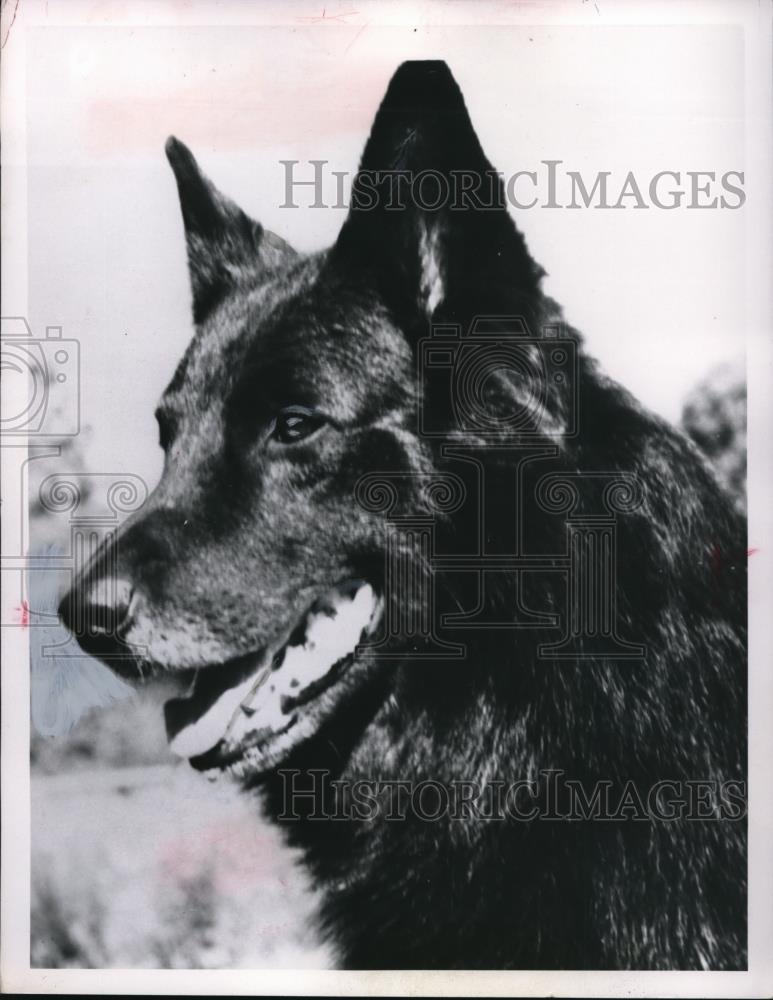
top-left (708, 544), bottom-right (751, 607)
top-left (297, 8), bottom-right (359, 22)
top-left (18, 600), bottom-right (29, 628)
top-left (709, 543), bottom-right (725, 578)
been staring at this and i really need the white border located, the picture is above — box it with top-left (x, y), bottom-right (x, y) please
top-left (2, 1), bottom-right (771, 995)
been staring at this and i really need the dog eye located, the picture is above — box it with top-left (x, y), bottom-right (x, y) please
top-left (270, 406), bottom-right (325, 445)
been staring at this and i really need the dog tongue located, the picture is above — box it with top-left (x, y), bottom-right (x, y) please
top-left (165, 582), bottom-right (377, 760)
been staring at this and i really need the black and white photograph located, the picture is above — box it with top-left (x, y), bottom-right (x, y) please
top-left (1, 0), bottom-right (771, 994)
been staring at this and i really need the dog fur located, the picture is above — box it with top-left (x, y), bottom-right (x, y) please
top-left (61, 61), bottom-right (747, 970)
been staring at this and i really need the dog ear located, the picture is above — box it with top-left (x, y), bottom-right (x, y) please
top-left (332, 61), bottom-right (543, 327)
top-left (165, 137), bottom-right (296, 323)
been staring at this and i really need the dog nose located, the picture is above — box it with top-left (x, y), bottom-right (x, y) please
top-left (59, 577), bottom-right (133, 640)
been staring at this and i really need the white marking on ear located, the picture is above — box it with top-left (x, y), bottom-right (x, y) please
top-left (418, 221), bottom-right (444, 315)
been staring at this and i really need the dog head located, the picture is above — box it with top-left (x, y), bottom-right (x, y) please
top-left (60, 61), bottom-right (552, 776)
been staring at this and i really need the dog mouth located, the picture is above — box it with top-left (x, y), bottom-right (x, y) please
top-left (163, 579), bottom-right (382, 773)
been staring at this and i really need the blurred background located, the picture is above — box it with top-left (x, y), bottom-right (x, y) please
top-left (27, 446), bottom-right (332, 969)
top-left (17, 16), bottom-right (746, 969)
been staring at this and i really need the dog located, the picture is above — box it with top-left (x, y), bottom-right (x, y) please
top-left (60, 61), bottom-right (747, 970)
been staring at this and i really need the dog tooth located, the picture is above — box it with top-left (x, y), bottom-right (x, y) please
top-left (168, 670), bottom-right (255, 758)
top-left (170, 583), bottom-right (378, 760)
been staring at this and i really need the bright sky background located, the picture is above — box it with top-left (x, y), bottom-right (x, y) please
top-left (25, 21), bottom-right (745, 491)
